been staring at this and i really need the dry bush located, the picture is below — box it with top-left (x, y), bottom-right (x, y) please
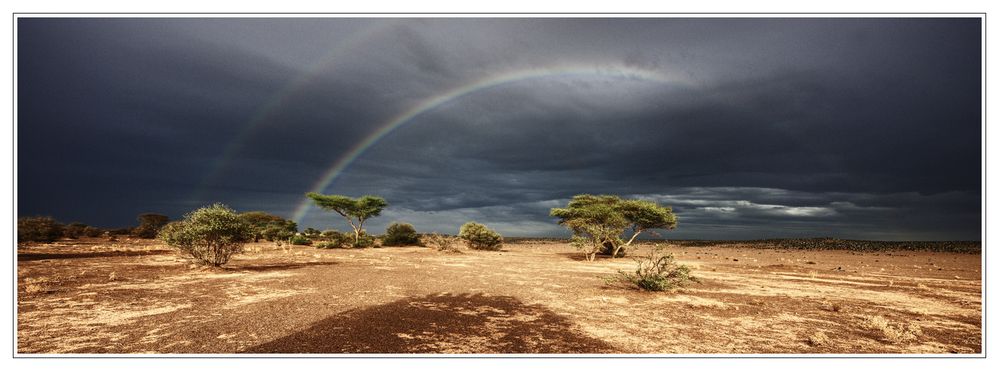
top-left (21, 278), bottom-right (51, 295)
top-left (806, 331), bottom-right (829, 347)
top-left (424, 233), bottom-right (462, 253)
top-left (820, 301), bottom-right (846, 312)
top-left (610, 244), bottom-right (698, 292)
top-left (860, 315), bottom-right (922, 344)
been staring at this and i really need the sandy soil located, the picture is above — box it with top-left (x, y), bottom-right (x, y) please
top-left (16, 238), bottom-right (982, 354)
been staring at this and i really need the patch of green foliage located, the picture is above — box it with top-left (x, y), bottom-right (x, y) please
top-left (458, 222), bottom-right (503, 251)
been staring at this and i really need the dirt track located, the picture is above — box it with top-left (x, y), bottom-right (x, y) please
top-left (17, 238), bottom-right (982, 354)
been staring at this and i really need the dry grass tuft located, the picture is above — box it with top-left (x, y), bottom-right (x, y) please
top-left (806, 331), bottom-right (829, 347)
top-left (820, 301), bottom-right (846, 313)
top-left (21, 277), bottom-right (54, 295)
top-left (860, 315), bottom-right (922, 344)
top-left (23, 283), bottom-right (47, 294)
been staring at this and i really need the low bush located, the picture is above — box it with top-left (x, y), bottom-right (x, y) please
top-left (262, 225), bottom-right (295, 245)
top-left (82, 226), bottom-right (103, 238)
top-left (424, 233), bottom-right (462, 253)
top-left (63, 222), bottom-right (88, 239)
top-left (134, 213), bottom-right (169, 239)
top-left (315, 230), bottom-right (351, 249)
top-left (354, 231), bottom-right (377, 248)
top-left (18, 216), bottom-right (64, 243)
top-left (382, 222), bottom-right (420, 246)
top-left (314, 241), bottom-right (337, 249)
top-left (610, 245), bottom-right (698, 292)
top-left (303, 228), bottom-right (322, 239)
top-left (158, 204), bottom-right (252, 267)
top-left (458, 222), bottom-right (503, 251)
top-left (288, 234), bottom-right (312, 246)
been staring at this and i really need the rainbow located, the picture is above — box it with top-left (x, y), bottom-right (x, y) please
top-left (291, 64), bottom-right (690, 223)
top-left (190, 21), bottom-right (398, 204)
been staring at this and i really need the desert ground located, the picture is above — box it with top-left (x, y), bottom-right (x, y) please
top-left (17, 238), bottom-right (981, 354)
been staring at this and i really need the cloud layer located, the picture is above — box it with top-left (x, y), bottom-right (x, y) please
top-left (17, 18), bottom-right (981, 240)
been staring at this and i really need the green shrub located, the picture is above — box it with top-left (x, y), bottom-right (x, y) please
top-left (459, 222), bottom-right (503, 251)
top-left (18, 216), bottom-right (64, 243)
top-left (134, 213), bottom-right (170, 238)
top-left (288, 234), bottom-right (312, 246)
top-left (353, 231), bottom-right (377, 248)
top-left (609, 245), bottom-right (698, 292)
top-left (262, 225), bottom-right (295, 245)
top-left (63, 222), bottom-right (88, 239)
top-left (158, 204), bottom-right (252, 267)
top-left (314, 241), bottom-right (336, 249)
top-left (240, 211), bottom-right (297, 242)
top-left (316, 230), bottom-right (350, 248)
top-left (382, 222), bottom-right (420, 246)
top-left (303, 228), bottom-right (322, 238)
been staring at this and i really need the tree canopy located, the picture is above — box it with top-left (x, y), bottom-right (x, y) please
top-left (550, 194), bottom-right (677, 261)
top-left (305, 193), bottom-right (387, 245)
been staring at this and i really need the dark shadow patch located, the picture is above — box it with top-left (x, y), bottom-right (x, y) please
top-left (228, 261), bottom-right (337, 272)
top-left (244, 293), bottom-right (616, 354)
top-left (556, 252), bottom-right (620, 262)
top-left (17, 250), bottom-right (171, 261)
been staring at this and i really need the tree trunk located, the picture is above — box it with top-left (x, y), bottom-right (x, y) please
top-left (344, 216), bottom-right (361, 245)
top-left (612, 229), bottom-right (645, 258)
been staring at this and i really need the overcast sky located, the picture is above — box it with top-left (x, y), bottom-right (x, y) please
top-left (17, 17), bottom-right (981, 240)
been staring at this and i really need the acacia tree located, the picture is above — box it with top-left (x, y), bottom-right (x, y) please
top-left (305, 193), bottom-right (387, 245)
top-left (550, 194), bottom-right (677, 261)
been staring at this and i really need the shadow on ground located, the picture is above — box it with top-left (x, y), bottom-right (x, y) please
top-left (245, 292), bottom-right (615, 354)
top-left (17, 250), bottom-right (171, 261)
top-left (229, 261), bottom-right (337, 272)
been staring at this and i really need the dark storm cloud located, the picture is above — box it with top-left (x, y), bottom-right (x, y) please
top-left (17, 17), bottom-right (981, 240)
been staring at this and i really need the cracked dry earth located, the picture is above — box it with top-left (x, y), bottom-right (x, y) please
top-left (17, 238), bottom-right (981, 354)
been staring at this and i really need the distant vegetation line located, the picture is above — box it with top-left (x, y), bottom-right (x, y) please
top-left (503, 237), bottom-right (982, 254)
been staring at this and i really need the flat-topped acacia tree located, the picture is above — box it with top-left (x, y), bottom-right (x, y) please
top-left (550, 194), bottom-right (677, 261)
top-left (305, 193), bottom-right (388, 245)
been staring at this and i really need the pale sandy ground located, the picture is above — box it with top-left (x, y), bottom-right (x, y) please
top-left (17, 238), bottom-right (981, 354)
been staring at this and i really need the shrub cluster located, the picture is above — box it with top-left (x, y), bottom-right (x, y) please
top-left (354, 231), bottom-right (377, 248)
top-left (82, 226), bottom-right (103, 238)
top-left (382, 222), bottom-right (420, 246)
top-left (240, 211), bottom-right (297, 243)
top-left (313, 230), bottom-right (352, 249)
top-left (610, 245), bottom-right (698, 292)
top-left (458, 222), bottom-right (503, 251)
top-left (63, 222), bottom-right (88, 239)
top-left (158, 204), bottom-right (252, 267)
top-left (303, 228), bottom-right (322, 239)
top-left (18, 216), bottom-right (64, 243)
top-left (262, 225), bottom-right (295, 245)
top-left (133, 213), bottom-right (170, 238)
top-left (288, 234), bottom-right (312, 246)
top-left (17, 216), bottom-right (64, 246)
